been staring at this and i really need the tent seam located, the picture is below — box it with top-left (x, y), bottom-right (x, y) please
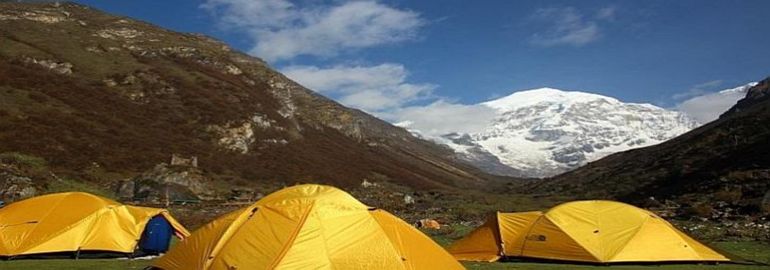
top-left (517, 214), bottom-right (544, 257)
top-left (315, 208), bottom-right (335, 270)
top-left (370, 209), bottom-right (412, 270)
top-left (492, 212), bottom-right (505, 257)
top-left (538, 215), bottom-right (602, 262)
top-left (605, 215), bottom-right (651, 261)
top-left (12, 192), bottom-right (70, 252)
top-left (266, 202), bottom-right (316, 270)
top-left (663, 220), bottom-right (709, 260)
top-left (201, 205), bottom-right (263, 270)
top-left (74, 206), bottom-right (111, 253)
top-left (596, 207), bottom-right (603, 261)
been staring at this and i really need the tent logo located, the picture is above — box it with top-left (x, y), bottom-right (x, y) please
top-left (526, 234), bottom-right (547, 241)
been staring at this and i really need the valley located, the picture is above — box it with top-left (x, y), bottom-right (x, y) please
top-left (0, 2), bottom-right (769, 269)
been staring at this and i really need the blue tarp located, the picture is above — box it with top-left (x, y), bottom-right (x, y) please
top-left (138, 215), bottom-right (173, 253)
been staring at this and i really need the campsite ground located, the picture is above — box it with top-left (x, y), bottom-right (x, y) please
top-left (462, 242), bottom-right (770, 269)
top-left (1, 241), bottom-right (768, 270)
top-left (431, 225), bottom-right (770, 269)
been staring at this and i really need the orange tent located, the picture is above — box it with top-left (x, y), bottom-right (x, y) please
top-left (153, 184), bottom-right (464, 270)
top-left (448, 201), bottom-right (729, 263)
top-left (0, 192), bottom-right (189, 257)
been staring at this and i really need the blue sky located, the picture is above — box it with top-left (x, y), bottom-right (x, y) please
top-left (72, 0), bottom-right (770, 128)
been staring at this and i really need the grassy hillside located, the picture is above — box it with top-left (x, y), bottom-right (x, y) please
top-left (0, 2), bottom-right (506, 204)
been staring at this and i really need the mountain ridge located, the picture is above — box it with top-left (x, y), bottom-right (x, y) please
top-left (419, 87), bottom-right (698, 178)
top-left (0, 2), bottom-right (500, 201)
top-left (534, 77), bottom-right (770, 213)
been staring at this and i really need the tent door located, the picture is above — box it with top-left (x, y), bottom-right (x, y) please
top-left (138, 215), bottom-right (173, 254)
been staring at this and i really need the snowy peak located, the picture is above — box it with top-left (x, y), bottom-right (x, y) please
top-left (720, 82), bottom-right (758, 94)
top-left (676, 82), bottom-right (759, 124)
top-left (441, 87), bottom-right (699, 178)
top-left (483, 87), bottom-right (621, 111)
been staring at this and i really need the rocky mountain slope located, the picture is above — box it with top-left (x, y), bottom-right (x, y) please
top-left (0, 2), bottom-right (496, 202)
top-left (437, 88), bottom-right (698, 178)
top-left (535, 78), bottom-right (770, 216)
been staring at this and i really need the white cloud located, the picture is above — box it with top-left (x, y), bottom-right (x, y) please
top-left (528, 6), bottom-right (615, 47)
top-left (282, 63), bottom-right (435, 112)
top-left (282, 64), bottom-right (496, 137)
top-left (596, 7), bottom-right (616, 20)
top-left (386, 100), bottom-right (497, 137)
top-left (676, 92), bottom-right (744, 124)
top-left (200, 0), bottom-right (297, 29)
top-left (202, 0), bottom-right (467, 139)
top-left (675, 82), bottom-right (756, 124)
top-left (201, 0), bottom-right (424, 61)
top-left (672, 80), bottom-right (723, 100)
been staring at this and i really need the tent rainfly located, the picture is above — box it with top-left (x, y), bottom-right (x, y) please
top-left (152, 184), bottom-right (464, 270)
top-left (448, 200), bottom-right (730, 263)
top-left (0, 192), bottom-right (189, 258)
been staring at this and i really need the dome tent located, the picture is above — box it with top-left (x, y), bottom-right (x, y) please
top-left (0, 192), bottom-right (189, 258)
top-left (448, 200), bottom-right (729, 263)
top-left (153, 184), bottom-right (464, 270)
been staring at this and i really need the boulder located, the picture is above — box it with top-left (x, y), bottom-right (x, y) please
top-left (403, 194), bottom-right (415, 205)
top-left (0, 170), bottom-right (36, 203)
top-left (116, 163), bottom-right (217, 203)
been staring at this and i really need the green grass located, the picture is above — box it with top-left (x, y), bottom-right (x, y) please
top-left (44, 178), bottom-right (115, 199)
top-left (462, 242), bottom-right (770, 269)
top-left (1, 242), bottom-right (768, 270)
top-left (718, 241), bottom-right (770, 266)
top-left (0, 152), bottom-right (47, 169)
top-left (427, 223), bottom-right (770, 269)
top-left (0, 258), bottom-right (150, 270)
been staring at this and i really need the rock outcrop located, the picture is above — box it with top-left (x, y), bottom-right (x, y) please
top-left (116, 162), bottom-right (216, 202)
top-left (0, 166), bottom-right (37, 202)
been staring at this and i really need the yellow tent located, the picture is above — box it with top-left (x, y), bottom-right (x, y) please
top-left (0, 192), bottom-right (189, 257)
top-left (448, 200), bottom-right (729, 263)
top-left (153, 184), bottom-right (465, 270)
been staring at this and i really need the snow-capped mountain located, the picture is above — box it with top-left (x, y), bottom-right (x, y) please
top-left (677, 82), bottom-right (758, 123)
top-left (435, 88), bottom-right (700, 178)
top-left (720, 82), bottom-right (759, 95)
